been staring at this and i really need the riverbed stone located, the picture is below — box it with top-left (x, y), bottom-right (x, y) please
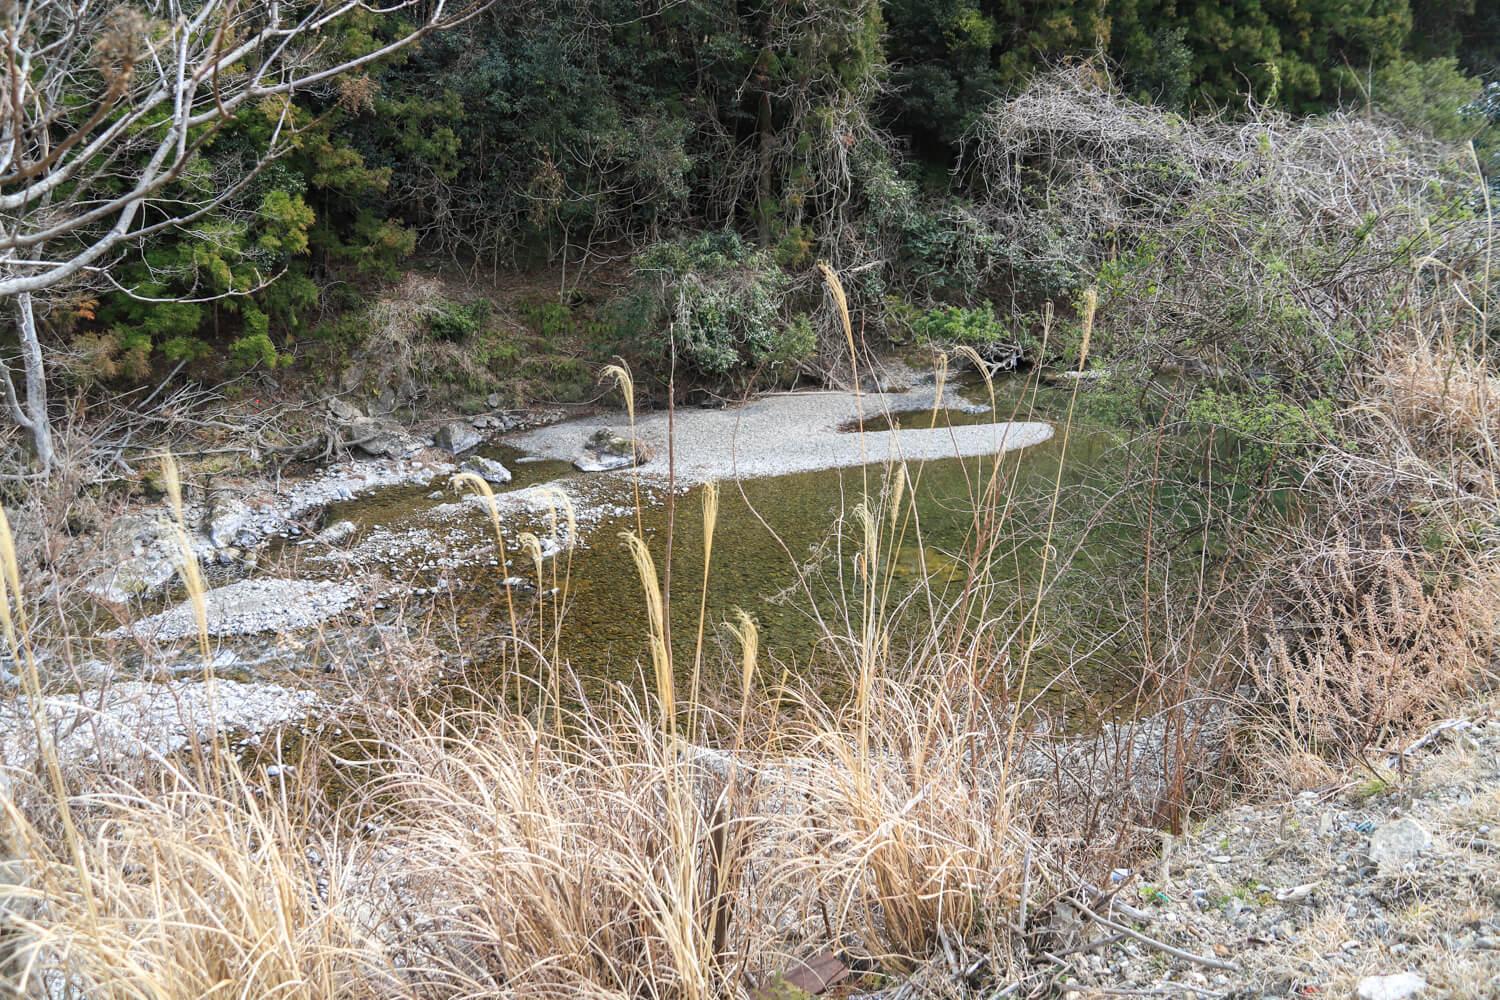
top-left (205, 489), bottom-right (258, 550)
top-left (1369, 817), bottom-right (1432, 873)
top-left (461, 455), bottom-right (512, 485)
top-left (312, 520), bottom-right (357, 546)
top-left (0, 679), bottom-right (319, 769)
top-left (111, 578), bottom-right (362, 641)
top-left (345, 416), bottom-right (420, 458)
top-left (82, 513), bottom-right (200, 603)
top-left (1357, 972), bottom-right (1426, 1000)
top-left (574, 428), bottom-right (651, 472)
top-left (433, 421), bottom-right (483, 455)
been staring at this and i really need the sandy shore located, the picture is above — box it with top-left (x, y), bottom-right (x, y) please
top-left (506, 383), bottom-right (1054, 483)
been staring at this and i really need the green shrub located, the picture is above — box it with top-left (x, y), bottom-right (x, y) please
top-left (1187, 388), bottom-right (1338, 481)
top-left (228, 331), bottom-right (286, 371)
top-left (911, 304), bottom-right (1008, 347)
top-left (612, 232), bottom-right (798, 380)
top-left (428, 300), bottom-right (490, 342)
top-left (518, 300), bottom-right (574, 340)
top-left (766, 314), bottom-right (818, 370)
top-left (227, 307), bottom-right (288, 371)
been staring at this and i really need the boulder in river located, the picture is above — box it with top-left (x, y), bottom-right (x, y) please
top-left (205, 489), bottom-right (259, 550)
top-left (461, 455), bottom-right (512, 485)
top-left (574, 428), bottom-right (651, 472)
top-left (433, 420), bottom-right (483, 455)
top-left (310, 519), bottom-right (358, 547)
top-left (82, 513), bottom-right (197, 603)
top-left (344, 416), bottom-right (421, 459)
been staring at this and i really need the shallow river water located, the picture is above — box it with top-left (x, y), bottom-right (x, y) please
top-left (267, 374), bottom-right (1136, 713)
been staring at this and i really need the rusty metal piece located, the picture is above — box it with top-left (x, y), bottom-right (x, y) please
top-left (751, 949), bottom-right (851, 999)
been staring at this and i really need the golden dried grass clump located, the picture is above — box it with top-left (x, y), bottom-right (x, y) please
top-left (349, 663), bottom-right (1034, 999)
top-left (1370, 338), bottom-right (1500, 492)
top-left (1254, 545), bottom-right (1499, 752)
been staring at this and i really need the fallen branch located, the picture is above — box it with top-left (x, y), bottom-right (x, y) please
top-left (1070, 897), bottom-right (1240, 973)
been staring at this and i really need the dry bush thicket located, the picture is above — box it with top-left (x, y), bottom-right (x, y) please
top-left (968, 65), bottom-right (1486, 382)
top-left (970, 67), bottom-right (1498, 762)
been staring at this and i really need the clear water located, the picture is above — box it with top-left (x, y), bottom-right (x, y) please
top-left (271, 374), bottom-right (1139, 714)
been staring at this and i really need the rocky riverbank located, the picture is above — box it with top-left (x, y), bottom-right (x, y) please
top-left (1045, 704), bottom-right (1500, 1000)
top-left (24, 374), bottom-right (1059, 771)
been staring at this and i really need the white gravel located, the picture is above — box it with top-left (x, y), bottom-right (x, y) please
top-left (507, 384), bottom-right (1054, 484)
top-left (0, 679), bottom-right (318, 770)
top-left (110, 578), bottom-right (363, 641)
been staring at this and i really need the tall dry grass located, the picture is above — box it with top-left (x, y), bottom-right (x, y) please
top-left (4, 171), bottom-right (1495, 998)
top-left (0, 327), bottom-right (1085, 999)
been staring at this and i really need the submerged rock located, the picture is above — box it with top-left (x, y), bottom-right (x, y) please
top-left (311, 519), bottom-right (358, 546)
top-left (574, 428), bottom-right (651, 472)
top-left (433, 420), bottom-right (483, 455)
top-left (461, 455), bottom-right (512, 485)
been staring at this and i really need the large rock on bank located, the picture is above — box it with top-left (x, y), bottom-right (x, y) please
top-left (433, 420), bottom-right (483, 455)
top-left (343, 416), bottom-right (423, 459)
top-left (574, 428), bottom-right (652, 472)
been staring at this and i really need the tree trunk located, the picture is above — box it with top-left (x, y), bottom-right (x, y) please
top-left (5, 293), bottom-right (55, 473)
top-left (756, 88), bottom-right (776, 247)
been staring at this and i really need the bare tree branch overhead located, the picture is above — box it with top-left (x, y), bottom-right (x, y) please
top-left (0, 0), bottom-right (491, 471)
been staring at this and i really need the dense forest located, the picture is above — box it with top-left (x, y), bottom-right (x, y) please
top-left (32, 0), bottom-right (1498, 411)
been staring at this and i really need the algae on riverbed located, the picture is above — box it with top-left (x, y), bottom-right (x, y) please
top-left (264, 375), bottom-right (1135, 715)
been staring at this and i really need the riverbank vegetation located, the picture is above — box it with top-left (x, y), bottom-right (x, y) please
top-left (2, 0), bottom-right (1499, 996)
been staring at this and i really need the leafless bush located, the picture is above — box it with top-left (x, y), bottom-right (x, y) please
top-left (965, 68), bottom-right (1499, 764)
top-left (965, 65), bottom-right (1489, 382)
top-left (1251, 545), bottom-right (1497, 750)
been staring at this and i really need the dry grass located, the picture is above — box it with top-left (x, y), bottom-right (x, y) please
top-left (0, 395), bottom-right (1065, 998)
top-left (0, 639), bottom-right (1045, 999)
top-left (1255, 549), bottom-right (1499, 751)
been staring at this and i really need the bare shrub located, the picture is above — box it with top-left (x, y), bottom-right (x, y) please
top-left (965, 64), bottom-right (1487, 383)
top-left (1253, 547), bottom-right (1498, 750)
top-left (966, 67), bottom-right (1499, 764)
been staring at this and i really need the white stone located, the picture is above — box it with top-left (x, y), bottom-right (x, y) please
top-left (1369, 817), bottom-right (1432, 873)
top-left (1357, 972), bottom-right (1426, 1000)
top-left (109, 578), bottom-right (362, 640)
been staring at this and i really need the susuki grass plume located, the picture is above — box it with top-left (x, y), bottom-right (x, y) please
top-left (159, 453), bottom-right (210, 664)
top-left (623, 530), bottom-right (674, 736)
top-left (451, 470), bottom-right (521, 674)
top-left (603, 361), bottom-right (646, 536)
top-left (689, 479), bottom-right (720, 728)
